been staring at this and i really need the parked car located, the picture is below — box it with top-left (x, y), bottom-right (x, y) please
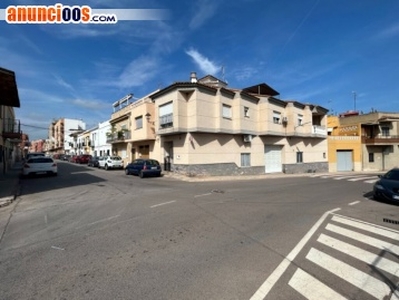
top-left (98, 156), bottom-right (123, 170)
top-left (62, 154), bottom-right (71, 161)
top-left (69, 155), bottom-right (78, 163)
top-left (88, 156), bottom-right (101, 167)
top-left (125, 159), bottom-right (162, 178)
top-left (22, 157), bottom-right (57, 177)
top-left (373, 168), bottom-right (399, 203)
top-left (76, 154), bottom-right (91, 164)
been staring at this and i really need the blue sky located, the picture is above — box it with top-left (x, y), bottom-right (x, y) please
top-left (1, 0), bottom-right (399, 140)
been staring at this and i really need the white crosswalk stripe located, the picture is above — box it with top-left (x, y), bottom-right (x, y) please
top-left (286, 215), bottom-right (399, 299)
top-left (309, 173), bottom-right (381, 183)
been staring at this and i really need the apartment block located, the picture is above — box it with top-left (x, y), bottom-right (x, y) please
top-left (48, 118), bottom-right (86, 155)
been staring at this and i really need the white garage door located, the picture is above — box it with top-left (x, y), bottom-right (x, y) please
top-left (337, 150), bottom-right (353, 171)
top-left (265, 145), bottom-right (283, 173)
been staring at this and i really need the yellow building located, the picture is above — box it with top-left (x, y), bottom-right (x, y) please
top-left (328, 111), bottom-right (399, 172)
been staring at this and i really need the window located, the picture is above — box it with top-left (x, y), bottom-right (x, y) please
top-left (244, 106), bottom-right (249, 118)
top-left (159, 102), bottom-right (173, 128)
top-left (241, 153), bottom-right (251, 167)
top-left (222, 104), bottom-right (232, 119)
top-left (136, 116), bottom-right (143, 129)
top-left (369, 153), bottom-right (374, 162)
top-left (381, 126), bottom-right (390, 137)
top-left (296, 151), bottom-right (303, 163)
top-left (273, 111), bottom-right (281, 124)
top-left (298, 114), bottom-right (303, 126)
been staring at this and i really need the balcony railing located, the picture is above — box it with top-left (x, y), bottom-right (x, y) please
top-left (362, 135), bottom-right (399, 144)
top-left (159, 113), bottom-right (173, 128)
top-left (106, 130), bottom-right (131, 143)
top-left (2, 118), bottom-right (22, 139)
top-left (312, 125), bottom-right (327, 136)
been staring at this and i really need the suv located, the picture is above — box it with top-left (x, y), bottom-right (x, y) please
top-left (98, 156), bottom-right (123, 170)
top-left (125, 159), bottom-right (162, 178)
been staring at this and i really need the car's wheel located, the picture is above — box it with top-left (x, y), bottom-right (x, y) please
top-left (139, 171), bottom-right (145, 178)
top-left (125, 169), bottom-right (130, 175)
top-left (105, 164), bottom-right (109, 170)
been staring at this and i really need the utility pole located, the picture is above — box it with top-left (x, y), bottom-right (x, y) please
top-left (352, 91), bottom-right (357, 111)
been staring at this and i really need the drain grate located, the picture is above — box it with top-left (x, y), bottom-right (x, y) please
top-left (383, 218), bottom-right (399, 225)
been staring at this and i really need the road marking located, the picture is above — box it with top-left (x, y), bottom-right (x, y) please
top-left (348, 201), bottom-right (360, 205)
top-left (194, 193), bottom-right (212, 198)
top-left (364, 179), bottom-right (378, 183)
top-left (333, 175), bottom-right (361, 180)
top-left (288, 268), bottom-right (347, 300)
top-left (318, 234), bottom-right (399, 276)
top-left (348, 176), bottom-right (377, 181)
top-left (249, 207), bottom-right (341, 300)
top-left (331, 215), bottom-right (399, 240)
top-left (326, 224), bottom-right (399, 255)
top-left (75, 215), bottom-right (120, 229)
top-left (306, 248), bottom-right (391, 299)
top-left (150, 200), bottom-right (176, 208)
top-left (51, 246), bottom-right (65, 251)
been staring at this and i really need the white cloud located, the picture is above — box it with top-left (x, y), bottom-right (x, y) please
top-left (71, 99), bottom-right (108, 110)
top-left (232, 66), bottom-right (258, 82)
top-left (185, 48), bottom-right (220, 75)
top-left (374, 22), bottom-right (399, 40)
top-left (117, 55), bottom-right (162, 88)
top-left (189, 0), bottom-right (219, 30)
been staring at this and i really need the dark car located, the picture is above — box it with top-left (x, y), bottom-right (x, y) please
top-left (125, 159), bottom-right (162, 178)
top-left (88, 156), bottom-right (100, 167)
top-left (373, 168), bottom-right (399, 203)
top-left (76, 154), bottom-right (91, 164)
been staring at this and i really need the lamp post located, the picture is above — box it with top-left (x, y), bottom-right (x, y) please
top-left (352, 91), bottom-right (357, 111)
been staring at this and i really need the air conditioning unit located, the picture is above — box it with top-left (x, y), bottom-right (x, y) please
top-left (282, 116), bottom-right (288, 123)
top-left (243, 134), bottom-right (252, 143)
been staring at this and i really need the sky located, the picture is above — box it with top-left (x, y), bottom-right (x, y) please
top-left (1, 0), bottom-right (399, 140)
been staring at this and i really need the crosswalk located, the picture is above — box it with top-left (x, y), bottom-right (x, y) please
top-left (309, 173), bottom-right (381, 184)
top-left (285, 214), bottom-right (399, 300)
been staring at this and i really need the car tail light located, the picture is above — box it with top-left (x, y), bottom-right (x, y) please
top-left (143, 165), bottom-right (147, 170)
top-left (52, 163), bottom-right (57, 167)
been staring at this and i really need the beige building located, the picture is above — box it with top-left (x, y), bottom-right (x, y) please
top-left (147, 73), bottom-right (329, 176)
top-left (0, 67), bottom-right (22, 174)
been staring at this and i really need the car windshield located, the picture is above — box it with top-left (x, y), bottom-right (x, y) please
top-left (147, 160), bottom-right (159, 166)
top-left (383, 170), bottom-right (399, 180)
top-left (111, 156), bottom-right (121, 160)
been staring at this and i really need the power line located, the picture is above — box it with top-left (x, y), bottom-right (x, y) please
top-left (21, 123), bottom-right (48, 130)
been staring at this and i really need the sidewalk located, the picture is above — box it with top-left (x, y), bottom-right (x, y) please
top-left (0, 161), bottom-right (23, 207)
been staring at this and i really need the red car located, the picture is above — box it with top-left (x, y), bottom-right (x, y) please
top-left (69, 155), bottom-right (78, 163)
top-left (76, 154), bottom-right (91, 164)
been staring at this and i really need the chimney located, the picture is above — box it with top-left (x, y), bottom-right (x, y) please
top-left (190, 72), bottom-right (197, 83)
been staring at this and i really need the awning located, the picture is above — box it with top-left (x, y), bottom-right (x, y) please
top-left (0, 67), bottom-right (20, 107)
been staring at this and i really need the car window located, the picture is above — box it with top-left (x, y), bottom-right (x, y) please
top-left (28, 158), bottom-right (54, 163)
top-left (384, 170), bottom-right (399, 180)
top-left (111, 156), bottom-right (121, 160)
top-left (147, 160), bottom-right (159, 166)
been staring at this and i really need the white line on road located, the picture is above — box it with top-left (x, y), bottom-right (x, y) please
top-left (364, 179), bottom-right (378, 183)
top-left (51, 246), bottom-right (65, 251)
top-left (306, 248), bottom-right (391, 299)
top-left (75, 215), bottom-right (120, 230)
top-left (318, 233), bottom-right (399, 276)
top-left (194, 193), bottom-right (213, 198)
top-left (347, 176), bottom-right (377, 181)
top-left (249, 207), bottom-right (341, 300)
top-left (288, 268), bottom-right (347, 300)
top-left (150, 200), bottom-right (176, 208)
top-left (331, 215), bottom-right (399, 240)
top-left (348, 201), bottom-right (360, 206)
top-left (326, 224), bottom-right (399, 255)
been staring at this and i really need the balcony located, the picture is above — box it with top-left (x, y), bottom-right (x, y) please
top-left (159, 113), bottom-right (173, 129)
top-left (2, 118), bottom-right (22, 140)
top-left (362, 135), bottom-right (399, 145)
top-left (106, 130), bottom-right (131, 143)
top-left (312, 125), bottom-right (327, 136)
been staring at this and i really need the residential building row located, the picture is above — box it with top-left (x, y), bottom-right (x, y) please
top-left (44, 72), bottom-right (399, 176)
top-left (0, 67), bottom-right (22, 175)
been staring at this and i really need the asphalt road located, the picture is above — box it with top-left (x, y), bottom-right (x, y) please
top-left (0, 161), bottom-right (398, 300)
